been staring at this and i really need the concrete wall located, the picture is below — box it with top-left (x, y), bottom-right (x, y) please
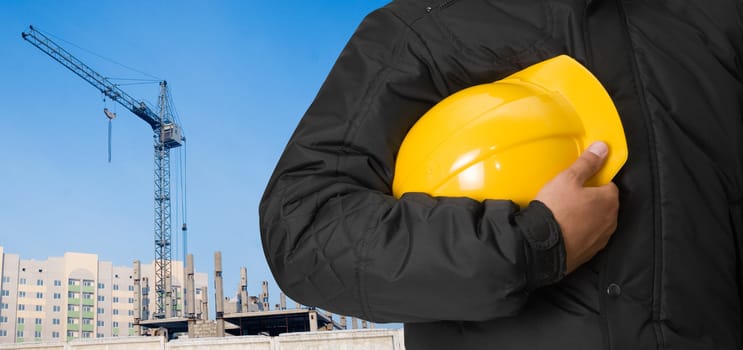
top-left (276, 329), bottom-right (404, 350)
top-left (0, 329), bottom-right (404, 350)
top-left (0, 337), bottom-right (163, 350)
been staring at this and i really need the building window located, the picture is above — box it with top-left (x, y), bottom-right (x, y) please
top-left (96, 333), bottom-right (104, 338)
top-left (36, 292), bottom-right (43, 299)
top-left (54, 292), bottom-right (61, 299)
top-left (18, 304), bottom-right (25, 311)
top-left (82, 331), bottom-right (92, 338)
top-left (112, 297), bottom-right (119, 303)
top-left (68, 304), bottom-right (79, 312)
top-left (16, 330), bottom-right (23, 338)
top-left (98, 283), bottom-right (105, 289)
top-left (127, 322), bottom-right (133, 328)
top-left (128, 285), bottom-right (135, 292)
top-left (82, 305), bottom-right (92, 313)
top-left (68, 279), bottom-right (79, 286)
top-left (82, 292), bottom-right (93, 300)
top-left (53, 318), bottom-right (60, 325)
top-left (67, 318), bottom-right (78, 325)
top-left (35, 305), bottom-right (43, 312)
top-left (34, 331), bottom-right (42, 338)
top-left (68, 291), bottom-right (79, 299)
top-left (54, 280), bottom-right (62, 287)
top-left (83, 280), bottom-right (93, 287)
top-left (97, 308), bottom-right (104, 314)
top-left (67, 330), bottom-right (77, 338)
top-left (2, 276), bottom-right (9, 283)
top-left (53, 305), bottom-right (61, 312)
top-left (127, 297), bottom-right (134, 304)
top-left (0, 316), bottom-right (7, 323)
top-left (97, 295), bottom-right (105, 302)
top-left (17, 318), bottom-right (24, 324)
top-left (19, 278), bottom-right (26, 285)
top-left (0, 330), bottom-right (6, 337)
top-left (113, 309), bottom-right (119, 315)
top-left (113, 284), bottom-right (119, 291)
top-left (1, 303), bottom-right (8, 309)
top-left (34, 318), bottom-right (42, 325)
top-left (36, 279), bottom-right (43, 286)
top-left (52, 331), bottom-right (60, 338)
top-left (96, 320), bottom-right (104, 327)
top-left (128, 310), bottom-right (134, 316)
top-left (1, 290), bottom-right (8, 296)
top-left (82, 318), bottom-right (93, 325)
top-left (18, 291), bottom-right (26, 298)
top-left (112, 321), bottom-right (119, 328)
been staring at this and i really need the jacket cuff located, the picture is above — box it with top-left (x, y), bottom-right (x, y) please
top-left (514, 200), bottom-right (566, 290)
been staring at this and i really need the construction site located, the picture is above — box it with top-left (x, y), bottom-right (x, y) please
top-left (0, 17), bottom-right (404, 350)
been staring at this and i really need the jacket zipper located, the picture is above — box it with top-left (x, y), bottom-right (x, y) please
top-left (614, 0), bottom-right (666, 347)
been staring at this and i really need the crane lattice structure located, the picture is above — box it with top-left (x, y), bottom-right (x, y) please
top-left (23, 25), bottom-right (184, 319)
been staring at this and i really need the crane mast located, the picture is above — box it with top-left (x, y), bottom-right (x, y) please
top-left (22, 25), bottom-right (183, 319)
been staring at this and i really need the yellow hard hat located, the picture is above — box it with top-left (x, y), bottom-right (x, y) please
top-left (392, 55), bottom-right (627, 207)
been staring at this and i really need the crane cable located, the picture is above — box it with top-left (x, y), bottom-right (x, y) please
top-left (35, 26), bottom-right (162, 81)
top-left (179, 138), bottom-right (188, 260)
top-left (102, 95), bottom-right (118, 162)
top-left (166, 85), bottom-right (188, 261)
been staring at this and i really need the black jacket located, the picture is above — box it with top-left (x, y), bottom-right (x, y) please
top-left (259, 0), bottom-right (743, 348)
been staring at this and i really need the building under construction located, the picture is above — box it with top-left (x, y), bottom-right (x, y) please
top-left (138, 252), bottom-right (373, 339)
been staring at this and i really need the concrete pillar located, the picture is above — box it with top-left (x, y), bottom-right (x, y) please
top-left (309, 311), bottom-right (318, 331)
top-left (133, 260), bottom-right (142, 335)
top-left (200, 286), bottom-right (208, 321)
top-left (185, 254), bottom-right (195, 318)
top-left (214, 252), bottom-right (225, 336)
top-left (238, 267), bottom-right (248, 313)
top-left (280, 292), bottom-right (287, 310)
top-left (187, 318), bottom-right (195, 338)
top-left (165, 274), bottom-right (173, 318)
top-left (142, 277), bottom-right (150, 320)
top-left (340, 316), bottom-right (347, 330)
top-left (351, 317), bottom-right (358, 330)
top-left (362, 320), bottom-right (368, 329)
top-left (261, 281), bottom-right (270, 311)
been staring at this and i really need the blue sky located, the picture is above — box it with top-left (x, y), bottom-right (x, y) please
top-left (0, 0), bottom-right (391, 324)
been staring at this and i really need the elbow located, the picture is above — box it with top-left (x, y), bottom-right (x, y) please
top-left (260, 218), bottom-right (367, 320)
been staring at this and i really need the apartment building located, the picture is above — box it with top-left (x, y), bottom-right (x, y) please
top-left (0, 246), bottom-right (208, 344)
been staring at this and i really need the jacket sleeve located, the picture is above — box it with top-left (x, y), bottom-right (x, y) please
top-left (259, 7), bottom-right (565, 323)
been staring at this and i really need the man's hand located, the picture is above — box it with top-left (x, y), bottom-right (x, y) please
top-left (535, 141), bottom-right (619, 274)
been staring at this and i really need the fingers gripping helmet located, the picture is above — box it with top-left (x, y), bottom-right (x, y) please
top-left (392, 55), bottom-right (628, 207)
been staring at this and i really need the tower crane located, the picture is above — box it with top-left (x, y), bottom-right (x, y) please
top-left (22, 25), bottom-right (184, 319)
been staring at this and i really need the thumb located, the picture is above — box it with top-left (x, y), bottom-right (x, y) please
top-left (565, 141), bottom-right (609, 185)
